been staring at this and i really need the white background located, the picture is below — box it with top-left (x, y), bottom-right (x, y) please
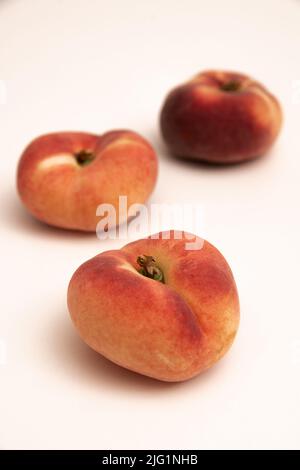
top-left (1, 0), bottom-right (300, 450)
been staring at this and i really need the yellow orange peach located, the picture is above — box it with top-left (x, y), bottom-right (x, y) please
top-left (67, 231), bottom-right (240, 382)
top-left (17, 130), bottom-right (158, 231)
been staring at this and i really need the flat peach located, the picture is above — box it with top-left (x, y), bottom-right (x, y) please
top-left (67, 231), bottom-right (240, 382)
top-left (160, 70), bottom-right (282, 164)
top-left (17, 130), bottom-right (158, 231)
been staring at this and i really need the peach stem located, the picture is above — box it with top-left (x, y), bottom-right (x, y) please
top-left (75, 150), bottom-right (95, 166)
top-left (137, 255), bottom-right (164, 283)
top-left (220, 80), bottom-right (240, 92)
